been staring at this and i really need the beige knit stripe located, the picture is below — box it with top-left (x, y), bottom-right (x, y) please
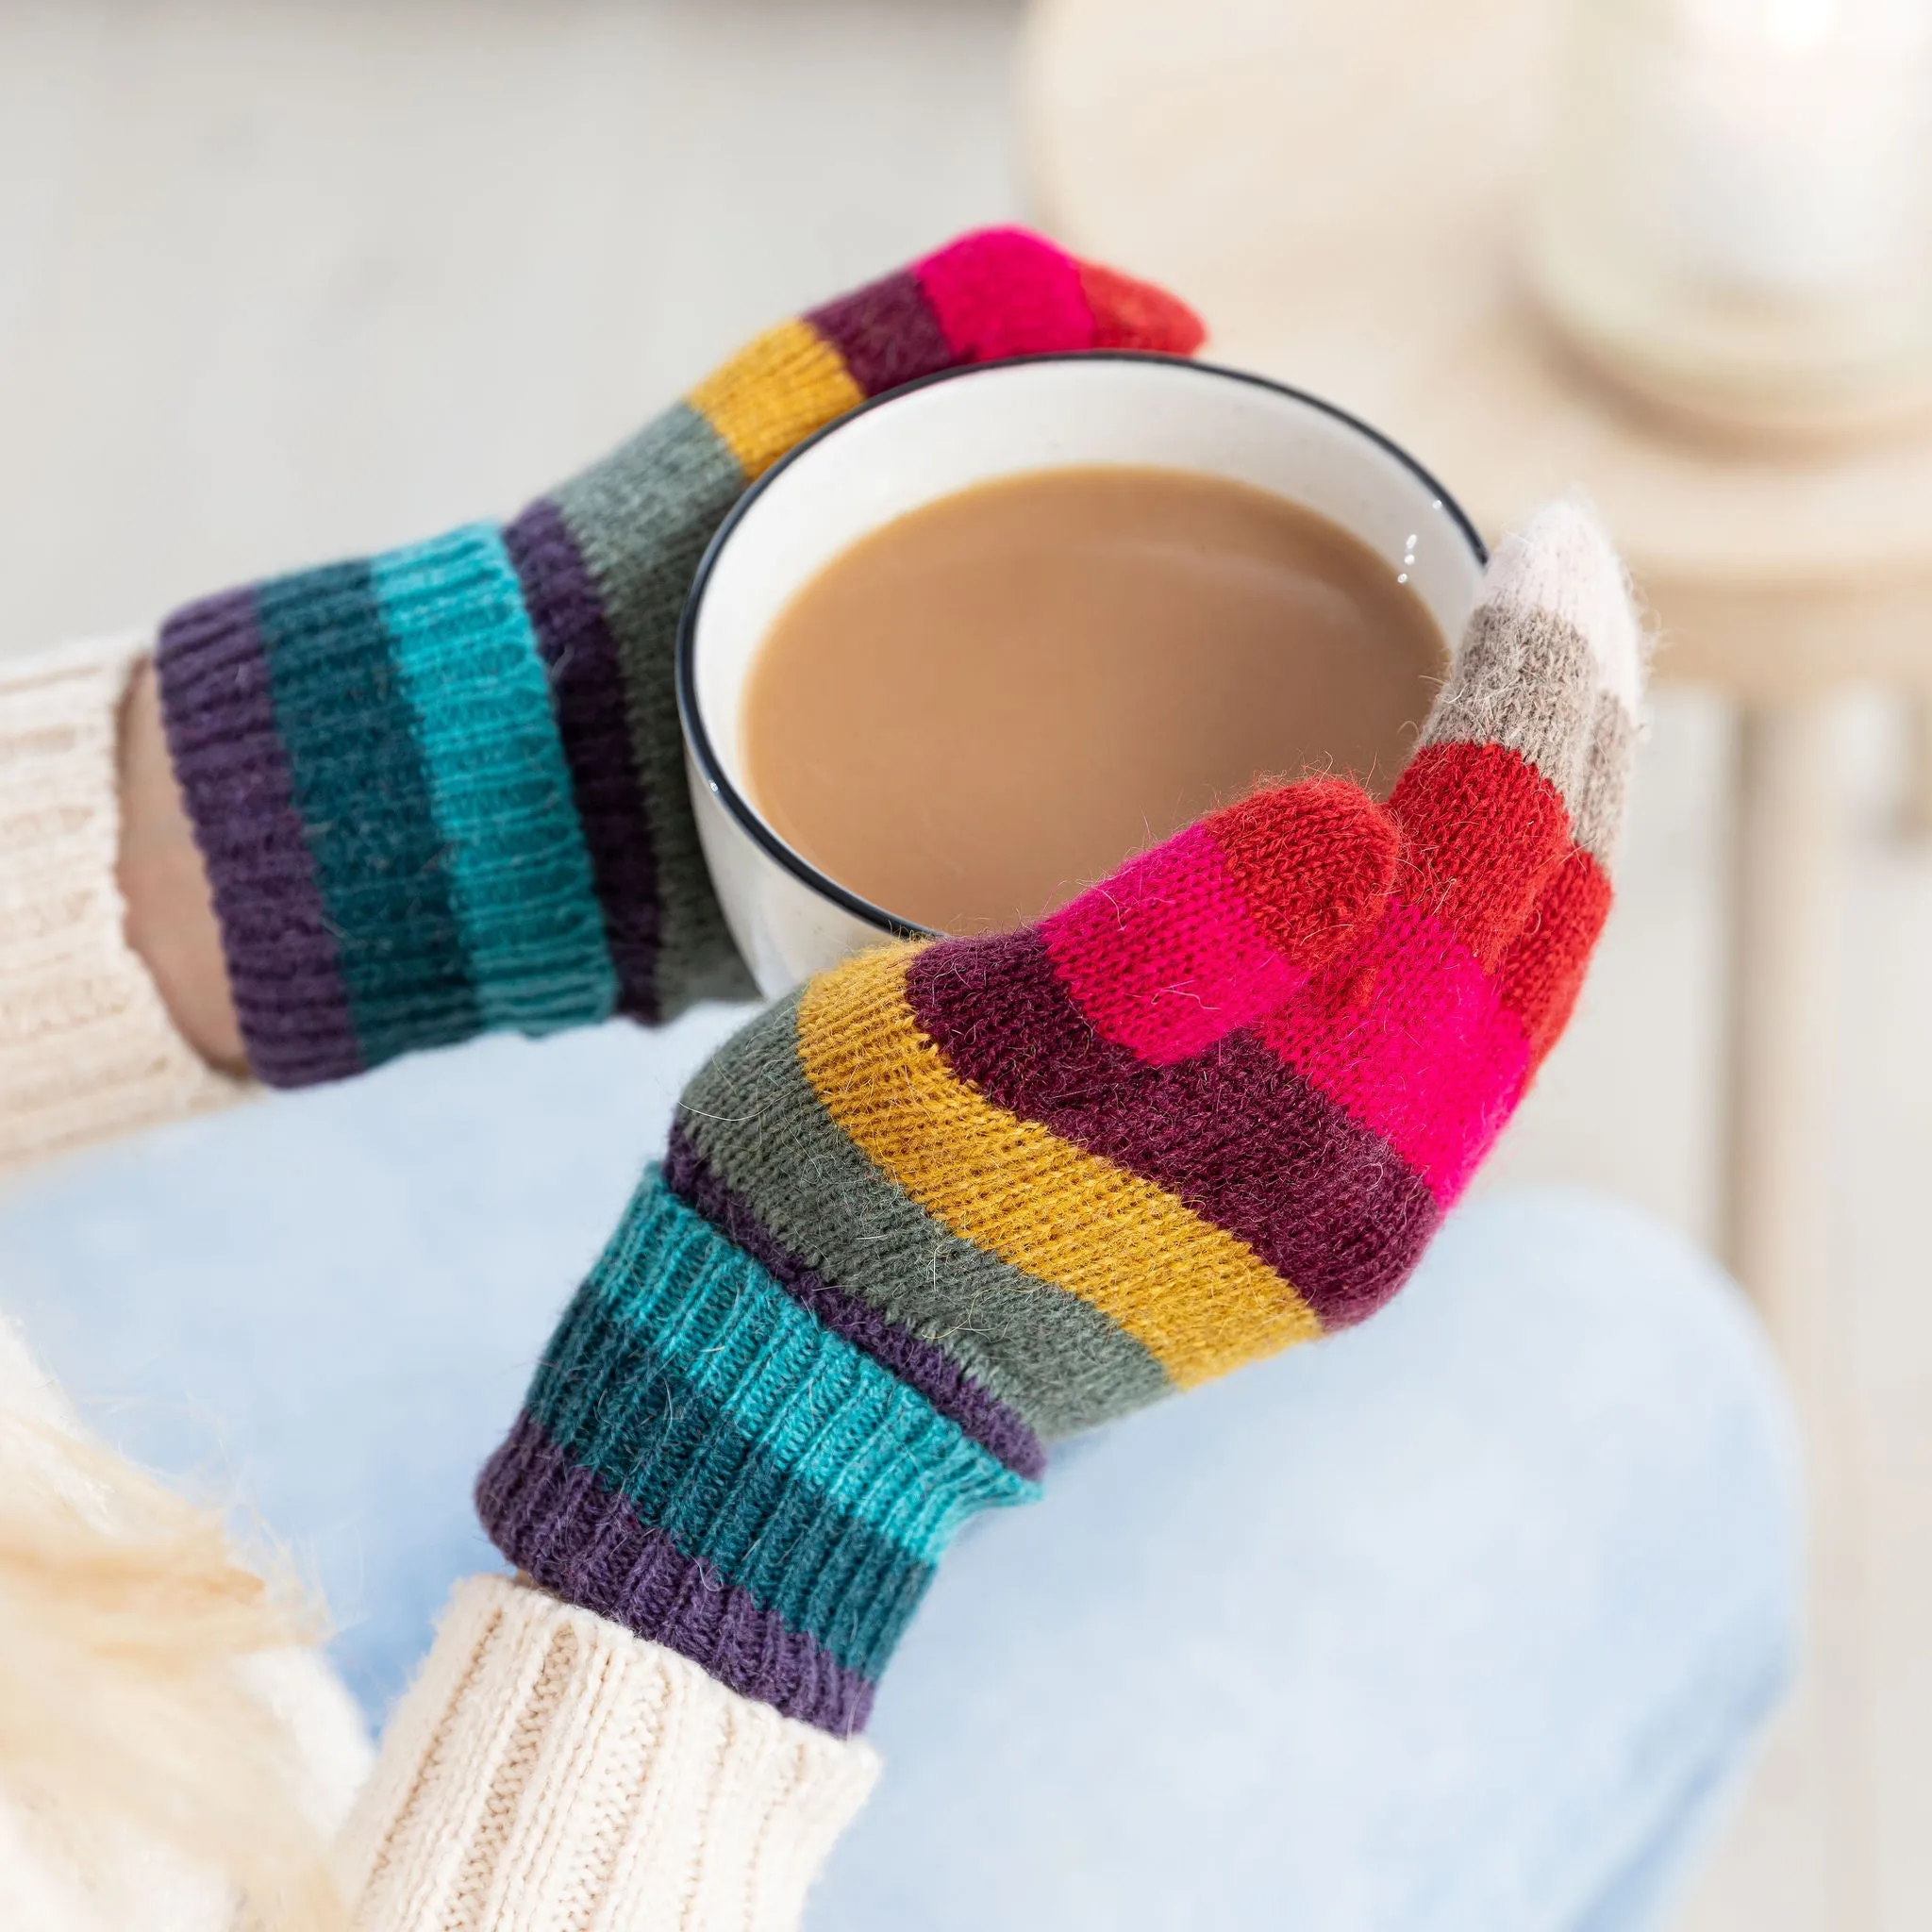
top-left (1420, 601), bottom-right (1600, 820)
top-left (1570, 687), bottom-right (1636, 875)
top-left (344, 1576), bottom-right (877, 1932)
top-left (1471, 496), bottom-right (1645, 717)
top-left (0, 632), bottom-right (242, 1174)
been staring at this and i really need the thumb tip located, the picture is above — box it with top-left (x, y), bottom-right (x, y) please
top-left (1483, 493), bottom-right (1646, 719)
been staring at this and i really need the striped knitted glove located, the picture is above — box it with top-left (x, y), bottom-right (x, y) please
top-left (153, 230), bottom-right (1204, 1085)
top-left (477, 499), bottom-right (1645, 1738)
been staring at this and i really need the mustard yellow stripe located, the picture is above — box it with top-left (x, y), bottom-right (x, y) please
top-left (794, 947), bottom-right (1323, 1389)
top-left (686, 318), bottom-right (866, 481)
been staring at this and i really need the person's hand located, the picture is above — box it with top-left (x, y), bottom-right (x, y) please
top-left (477, 498), bottom-right (1645, 1736)
top-left (143, 230), bottom-right (1203, 1085)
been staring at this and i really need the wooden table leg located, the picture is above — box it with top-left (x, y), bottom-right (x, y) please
top-left (1724, 696), bottom-right (1840, 1314)
top-left (1723, 691), bottom-right (1874, 1931)
top-left (1902, 687), bottom-right (1932, 840)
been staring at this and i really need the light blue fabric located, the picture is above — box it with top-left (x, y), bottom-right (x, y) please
top-left (816, 1188), bottom-right (1799, 1932)
top-left (0, 1017), bottom-right (1799, 1932)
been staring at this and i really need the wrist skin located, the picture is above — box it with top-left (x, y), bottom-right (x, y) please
top-left (116, 658), bottom-right (243, 1073)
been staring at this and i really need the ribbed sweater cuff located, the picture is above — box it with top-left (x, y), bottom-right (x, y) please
top-left (155, 525), bottom-right (621, 1087)
top-left (477, 1171), bottom-right (1037, 1736)
top-left (0, 634), bottom-right (242, 1174)
top-left (341, 1574), bottom-right (877, 1932)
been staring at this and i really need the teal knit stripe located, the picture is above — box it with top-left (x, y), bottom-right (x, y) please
top-left (253, 560), bottom-right (482, 1066)
top-left (371, 525), bottom-right (617, 1033)
top-left (537, 1288), bottom-right (933, 1675)
top-left (527, 1174), bottom-right (1036, 1674)
top-left (534, 1174), bottom-right (1035, 1552)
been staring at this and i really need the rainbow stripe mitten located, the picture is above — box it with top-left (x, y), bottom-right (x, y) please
top-left (477, 500), bottom-right (1646, 1736)
top-left (153, 230), bottom-right (1204, 1085)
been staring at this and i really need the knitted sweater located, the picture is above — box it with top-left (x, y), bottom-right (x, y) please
top-left (0, 632), bottom-right (880, 1931)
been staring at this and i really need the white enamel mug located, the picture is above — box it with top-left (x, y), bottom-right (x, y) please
top-left (675, 353), bottom-right (1487, 998)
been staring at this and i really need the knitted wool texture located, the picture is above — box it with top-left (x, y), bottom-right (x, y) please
top-left (478, 500), bottom-right (1647, 1738)
top-left (341, 1575), bottom-right (875, 1932)
top-left (152, 230), bottom-right (1205, 1086)
top-left (0, 634), bottom-right (240, 1172)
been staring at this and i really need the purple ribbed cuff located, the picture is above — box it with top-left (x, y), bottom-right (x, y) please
top-left (476, 1410), bottom-right (874, 1736)
top-left (154, 588), bottom-right (363, 1084)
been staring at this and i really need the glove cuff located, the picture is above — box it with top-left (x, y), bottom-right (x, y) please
top-left (156, 525), bottom-right (618, 1084)
top-left (476, 1171), bottom-right (1037, 1736)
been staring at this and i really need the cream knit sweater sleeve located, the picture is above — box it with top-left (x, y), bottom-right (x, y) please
top-left (341, 1577), bottom-right (877, 1932)
top-left (0, 637), bottom-right (880, 1930)
top-left (0, 634), bottom-right (241, 1172)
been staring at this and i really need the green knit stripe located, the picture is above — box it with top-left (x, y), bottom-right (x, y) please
top-left (253, 559), bottom-right (482, 1065)
top-left (371, 525), bottom-right (617, 1034)
top-left (676, 994), bottom-right (1174, 1441)
top-left (528, 1172), bottom-right (1033, 1674)
top-left (551, 404), bottom-right (756, 1016)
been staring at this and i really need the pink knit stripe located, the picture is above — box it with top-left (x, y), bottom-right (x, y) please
top-left (913, 229), bottom-right (1095, 364)
top-left (1041, 824), bottom-right (1309, 1065)
top-left (1256, 899), bottom-right (1531, 1204)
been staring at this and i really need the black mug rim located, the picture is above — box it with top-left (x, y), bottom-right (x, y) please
top-left (675, 349), bottom-right (1489, 943)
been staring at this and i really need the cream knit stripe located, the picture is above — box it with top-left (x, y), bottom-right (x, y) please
top-left (0, 635), bottom-right (241, 1175)
top-left (341, 1575), bottom-right (878, 1932)
top-left (1477, 495), bottom-right (1645, 723)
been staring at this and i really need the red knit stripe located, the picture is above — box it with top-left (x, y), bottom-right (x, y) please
top-left (1494, 846), bottom-right (1614, 1064)
top-left (1387, 741), bottom-right (1573, 970)
top-left (1208, 777), bottom-right (1400, 972)
top-left (1076, 258), bottom-right (1208, 354)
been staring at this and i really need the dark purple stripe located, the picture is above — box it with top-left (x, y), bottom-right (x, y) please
top-left (662, 1123), bottom-right (1047, 1482)
top-left (476, 1409), bottom-right (874, 1736)
top-left (503, 498), bottom-right (660, 1022)
top-left (154, 588), bottom-right (363, 1084)
top-left (905, 931), bottom-right (1441, 1329)
top-left (805, 269), bottom-right (956, 398)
